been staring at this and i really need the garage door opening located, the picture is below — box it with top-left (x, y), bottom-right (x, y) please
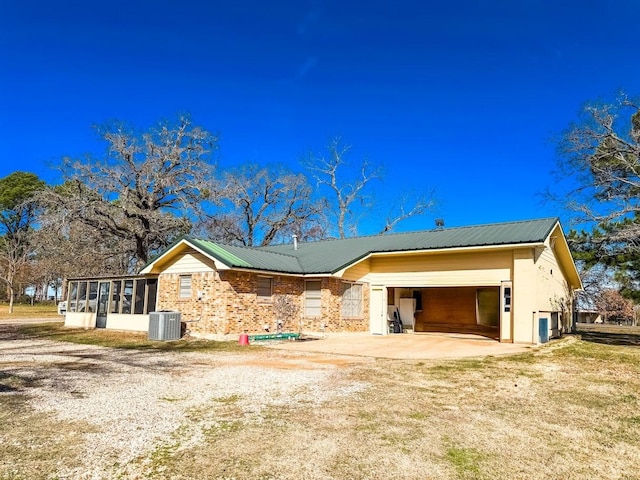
top-left (405, 287), bottom-right (500, 339)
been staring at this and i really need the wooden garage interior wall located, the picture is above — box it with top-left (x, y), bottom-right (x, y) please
top-left (410, 286), bottom-right (500, 336)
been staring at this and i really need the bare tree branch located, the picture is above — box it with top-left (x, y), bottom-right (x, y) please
top-left (39, 116), bottom-right (218, 270)
top-left (304, 137), bottom-right (434, 238)
top-left (200, 164), bottom-right (324, 246)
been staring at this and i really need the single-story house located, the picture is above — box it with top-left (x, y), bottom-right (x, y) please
top-left (63, 217), bottom-right (582, 345)
top-left (576, 309), bottom-right (604, 324)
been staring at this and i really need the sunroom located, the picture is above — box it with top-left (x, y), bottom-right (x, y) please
top-left (63, 275), bottom-right (158, 331)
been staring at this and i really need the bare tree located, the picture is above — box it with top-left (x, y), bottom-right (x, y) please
top-left (40, 116), bottom-right (218, 271)
top-left (558, 94), bottom-right (640, 251)
top-left (201, 164), bottom-right (324, 246)
top-left (305, 138), bottom-right (434, 238)
top-left (379, 189), bottom-right (437, 234)
top-left (0, 172), bottom-right (45, 312)
top-left (33, 215), bottom-right (130, 280)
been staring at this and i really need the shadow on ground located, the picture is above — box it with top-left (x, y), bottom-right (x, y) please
top-left (577, 331), bottom-right (640, 347)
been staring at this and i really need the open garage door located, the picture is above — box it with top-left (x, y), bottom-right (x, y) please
top-left (413, 286), bottom-right (500, 339)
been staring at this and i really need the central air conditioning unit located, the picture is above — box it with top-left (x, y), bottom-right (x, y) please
top-left (148, 311), bottom-right (182, 341)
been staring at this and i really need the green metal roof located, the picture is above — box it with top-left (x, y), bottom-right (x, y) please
top-left (184, 217), bottom-right (559, 275)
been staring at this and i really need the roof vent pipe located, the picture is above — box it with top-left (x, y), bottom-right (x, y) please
top-left (435, 219), bottom-right (445, 230)
top-left (292, 234), bottom-right (298, 250)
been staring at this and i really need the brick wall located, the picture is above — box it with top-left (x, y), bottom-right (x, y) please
top-left (158, 269), bottom-right (370, 339)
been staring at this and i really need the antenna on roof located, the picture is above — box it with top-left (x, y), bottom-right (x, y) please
top-left (435, 219), bottom-right (445, 230)
top-left (292, 234), bottom-right (298, 250)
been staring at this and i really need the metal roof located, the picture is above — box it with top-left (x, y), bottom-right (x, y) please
top-left (184, 217), bottom-right (560, 275)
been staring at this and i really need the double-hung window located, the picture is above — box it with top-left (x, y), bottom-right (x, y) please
top-left (341, 282), bottom-right (363, 318)
top-left (257, 277), bottom-right (273, 302)
top-left (305, 280), bottom-right (322, 317)
top-left (179, 275), bottom-right (192, 299)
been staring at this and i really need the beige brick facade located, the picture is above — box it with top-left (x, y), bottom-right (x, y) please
top-left (157, 269), bottom-right (369, 339)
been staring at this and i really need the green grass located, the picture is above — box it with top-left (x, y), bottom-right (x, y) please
top-left (446, 446), bottom-right (487, 479)
top-left (15, 322), bottom-right (260, 353)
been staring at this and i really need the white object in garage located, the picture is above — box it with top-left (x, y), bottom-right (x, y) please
top-left (399, 298), bottom-right (416, 329)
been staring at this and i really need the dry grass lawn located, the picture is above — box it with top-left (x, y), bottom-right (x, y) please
top-left (2, 325), bottom-right (640, 480)
top-left (0, 302), bottom-right (60, 320)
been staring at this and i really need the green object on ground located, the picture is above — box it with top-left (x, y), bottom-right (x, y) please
top-left (248, 332), bottom-right (300, 341)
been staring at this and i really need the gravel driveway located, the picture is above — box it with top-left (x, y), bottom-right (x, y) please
top-left (0, 324), bottom-right (368, 479)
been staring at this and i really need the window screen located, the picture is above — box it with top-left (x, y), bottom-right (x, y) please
top-left (122, 280), bottom-right (134, 314)
top-left (111, 280), bottom-right (121, 314)
top-left (134, 280), bottom-right (146, 314)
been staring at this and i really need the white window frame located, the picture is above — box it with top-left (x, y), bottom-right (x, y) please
top-left (341, 282), bottom-right (363, 318)
top-left (257, 276), bottom-right (273, 302)
top-left (179, 275), bottom-right (192, 299)
top-left (304, 280), bottom-right (322, 317)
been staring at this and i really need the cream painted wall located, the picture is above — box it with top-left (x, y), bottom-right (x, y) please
top-left (367, 250), bottom-right (512, 287)
top-left (64, 312), bottom-right (96, 329)
top-left (512, 248), bottom-right (538, 344)
top-left (535, 240), bottom-right (571, 311)
top-left (106, 314), bottom-right (150, 332)
top-left (342, 257), bottom-right (371, 282)
top-left (162, 250), bottom-right (216, 274)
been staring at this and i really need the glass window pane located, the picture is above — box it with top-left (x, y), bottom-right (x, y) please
top-left (305, 281), bottom-right (322, 317)
top-left (78, 282), bottom-right (88, 312)
top-left (68, 282), bottom-right (79, 312)
top-left (122, 280), bottom-right (134, 314)
top-left (257, 277), bottom-right (272, 300)
top-left (341, 283), bottom-right (362, 318)
top-left (88, 282), bottom-right (98, 313)
top-left (134, 280), bottom-right (145, 314)
top-left (111, 281), bottom-right (121, 314)
top-left (146, 279), bottom-right (157, 313)
top-left (179, 276), bottom-right (192, 298)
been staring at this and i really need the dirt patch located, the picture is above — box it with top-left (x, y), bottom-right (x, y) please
top-left (239, 353), bottom-right (367, 370)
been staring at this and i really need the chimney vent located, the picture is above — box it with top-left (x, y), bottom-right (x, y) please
top-left (292, 234), bottom-right (298, 250)
top-left (435, 219), bottom-right (444, 230)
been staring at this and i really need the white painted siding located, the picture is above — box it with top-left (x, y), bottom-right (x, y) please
top-left (162, 249), bottom-right (216, 274)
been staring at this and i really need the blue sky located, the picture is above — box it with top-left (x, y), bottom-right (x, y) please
top-left (1, 0), bottom-right (638, 234)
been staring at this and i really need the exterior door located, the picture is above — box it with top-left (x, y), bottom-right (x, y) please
top-left (500, 281), bottom-right (513, 342)
top-left (95, 282), bottom-right (110, 328)
top-left (370, 286), bottom-right (386, 335)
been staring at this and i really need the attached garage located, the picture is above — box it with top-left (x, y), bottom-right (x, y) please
top-left (340, 218), bottom-right (581, 344)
